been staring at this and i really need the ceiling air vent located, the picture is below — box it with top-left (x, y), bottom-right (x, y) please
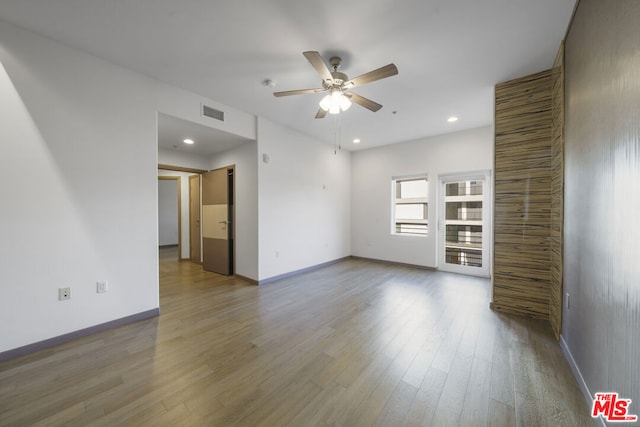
top-left (202, 104), bottom-right (224, 121)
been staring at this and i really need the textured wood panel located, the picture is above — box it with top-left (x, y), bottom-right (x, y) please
top-left (493, 69), bottom-right (553, 319)
top-left (549, 42), bottom-right (565, 339)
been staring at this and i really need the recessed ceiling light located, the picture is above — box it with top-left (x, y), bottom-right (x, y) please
top-left (183, 138), bottom-right (195, 145)
top-left (447, 116), bottom-right (458, 123)
top-left (353, 138), bottom-right (361, 144)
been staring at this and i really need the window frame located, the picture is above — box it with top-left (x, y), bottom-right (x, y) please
top-left (391, 175), bottom-right (429, 237)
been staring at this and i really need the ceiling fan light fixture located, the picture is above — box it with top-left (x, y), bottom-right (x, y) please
top-left (319, 94), bottom-right (332, 112)
top-left (320, 91), bottom-right (351, 114)
top-left (339, 94), bottom-right (352, 111)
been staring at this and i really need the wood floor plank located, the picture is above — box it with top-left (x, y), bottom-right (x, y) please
top-left (487, 398), bottom-right (516, 427)
top-left (402, 367), bottom-right (448, 427)
top-left (375, 379), bottom-right (419, 426)
top-left (401, 333), bottom-right (442, 389)
top-left (429, 338), bottom-right (475, 426)
top-left (286, 381), bottom-right (347, 426)
top-left (0, 248), bottom-right (592, 426)
top-left (458, 357), bottom-right (492, 426)
top-left (322, 353), bottom-right (395, 426)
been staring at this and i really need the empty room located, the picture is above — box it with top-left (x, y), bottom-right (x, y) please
top-left (1, 0), bottom-right (638, 426)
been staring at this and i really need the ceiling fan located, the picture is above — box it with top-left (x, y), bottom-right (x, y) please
top-left (273, 51), bottom-right (398, 118)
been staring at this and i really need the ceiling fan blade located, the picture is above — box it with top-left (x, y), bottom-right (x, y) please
top-left (346, 92), bottom-right (383, 112)
top-left (315, 108), bottom-right (328, 119)
top-left (303, 51), bottom-right (334, 85)
top-left (273, 88), bottom-right (327, 97)
top-left (344, 63), bottom-right (398, 88)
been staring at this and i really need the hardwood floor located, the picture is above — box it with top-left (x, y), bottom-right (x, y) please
top-left (0, 250), bottom-right (594, 426)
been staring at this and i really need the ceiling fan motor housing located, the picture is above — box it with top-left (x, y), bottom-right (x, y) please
top-left (327, 71), bottom-right (348, 87)
top-left (325, 56), bottom-right (348, 87)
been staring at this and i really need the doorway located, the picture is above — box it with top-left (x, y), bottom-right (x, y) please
top-left (158, 176), bottom-right (181, 260)
top-left (438, 171), bottom-right (491, 277)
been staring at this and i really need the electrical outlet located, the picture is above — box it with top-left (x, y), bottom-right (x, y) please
top-left (96, 280), bottom-right (108, 293)
top-left (58, 287), bottom-right (71, 301)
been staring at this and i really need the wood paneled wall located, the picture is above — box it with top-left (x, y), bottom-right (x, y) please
top-left (493, 70), bottom-right (553, 319)
top-left (549, 43), bottom-right (565, 338)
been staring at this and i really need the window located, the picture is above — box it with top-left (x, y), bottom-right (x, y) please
top-left (437, 171), bottom-right (491, 277)
top-left (392, 176), bottom-right (428, 235)
top-left (444, 180), bottom-right (483, 267)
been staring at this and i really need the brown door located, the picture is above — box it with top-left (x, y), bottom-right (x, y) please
top-left (202, 167), bottom-right (233, 275)
top-left (189, 174), bottom-right (201, 263)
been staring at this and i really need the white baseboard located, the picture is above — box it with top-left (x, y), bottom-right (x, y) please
top-left (559, 335), bottom-right (606, 427)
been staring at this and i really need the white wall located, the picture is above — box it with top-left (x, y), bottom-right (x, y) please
top-left (158, 179), bottom-right (179, 246)
top-left (156, 86), bottom-right (255, 143)
top-left (351, 126), bottom-right (493, 268)
top-left (0, 21), bottom-right (256, 353)
top-left (158, 147), bottom-right (210, 171)
top-left (256, 118), bottom-right (351, 281)
top-left (563, 0), bottom-right (640, 407)
top-left (210, 142), bottom-right (259, 281)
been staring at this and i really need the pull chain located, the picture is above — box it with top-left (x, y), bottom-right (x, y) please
top-left (334, 112), bottom-right (342, 155)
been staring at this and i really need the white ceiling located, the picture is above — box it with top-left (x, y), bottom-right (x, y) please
top-left (158, 113), bottom-right (253, 156)
top-left (0, 0), bottom-right (576, 152)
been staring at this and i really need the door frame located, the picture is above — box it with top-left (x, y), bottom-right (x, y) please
top-left (158, 175), bottom-right (181, 258)
top-left (437, 170), bottom-right (492, 277)
top-left (189, 174), bottom-right (202, 264)
top-left (228, 166), bottom-right (235, 275)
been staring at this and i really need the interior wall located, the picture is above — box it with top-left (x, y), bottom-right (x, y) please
top-left (210, 141), bottom-right (259, 281)
top-left (158, 147), bottom-right (209, 171)
top-left (0, 20), bottom-right (256, 353)
top-left (351, 126), bottom-right (493, 268)
top-left (563, 0), bottom-right (640, 406)
top-left (257, 118), bottom-right (351, 281)
top-left (158, 179), bottom-right (179, 246)
top-left (0, 21), bottom-right (157, 353)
